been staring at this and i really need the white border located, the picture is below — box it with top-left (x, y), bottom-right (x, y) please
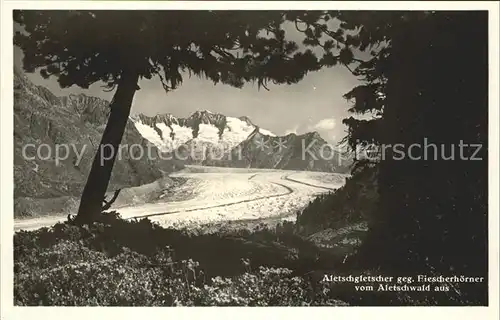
top-left (1, 1), bottom-right (499, 319)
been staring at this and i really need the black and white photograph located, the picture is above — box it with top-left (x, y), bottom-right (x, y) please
top-left (1, 0), bottom-right (499, 316)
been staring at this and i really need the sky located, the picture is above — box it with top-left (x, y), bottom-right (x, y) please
top-left (14, 19), bottom-right (366, 144)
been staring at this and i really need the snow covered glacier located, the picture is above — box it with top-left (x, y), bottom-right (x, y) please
top-left (14, 166), bottom-right (348, 231)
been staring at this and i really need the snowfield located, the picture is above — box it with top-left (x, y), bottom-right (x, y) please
top-left (132, 114), bottom-right (276, 151)
top-left (14, 166), bottom-right (348, 232)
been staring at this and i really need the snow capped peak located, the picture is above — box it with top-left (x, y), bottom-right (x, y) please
top-left (258, 128), bottom-right (276, 137)
top-left (238, 116), bottom-right (254, 127)
top-left (246, 127), bottom-right (261, 141)
top-left (130, 113), bottom-right (179, 126)
top-left (191, 109), bottom-right (215, 117)
top-left (130, 111), bottom-right (276, 152)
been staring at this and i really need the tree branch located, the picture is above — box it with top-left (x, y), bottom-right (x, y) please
top-left (102, 189), bottom-right (121, 211)
top-left (344, 63), bottom-right (356, 75)
top-left (212, 46), bottom-right (236, 60)
top-left (292, 17), bottom-right (369, 65)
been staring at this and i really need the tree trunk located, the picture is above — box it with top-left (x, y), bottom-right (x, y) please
top-left (75, 70), bottom-right (140, 224)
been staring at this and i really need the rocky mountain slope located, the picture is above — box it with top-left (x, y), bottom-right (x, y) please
top-left (14, 68), bottom-right (183, 216)
top-left (203, 129), bottom-right (351, 173)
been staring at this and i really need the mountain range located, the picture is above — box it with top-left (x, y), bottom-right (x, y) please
top-left (14, 68), bottom-right (351, 217)
top-left (130, 111), bottom-right (351, 172)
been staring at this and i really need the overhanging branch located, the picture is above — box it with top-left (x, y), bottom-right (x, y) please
top-left (102, 189), bottom-right (121, 211)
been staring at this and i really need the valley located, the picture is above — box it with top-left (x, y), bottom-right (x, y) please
top-left (14, 166), bottom-right (348, 232)
top-left (14, 68), bottom-right (351, 229)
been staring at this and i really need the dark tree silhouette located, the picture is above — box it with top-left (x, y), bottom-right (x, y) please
top-left (14, 10), bottom-right (353, 224)
top-left (335, 11), bottom-right (488, 304)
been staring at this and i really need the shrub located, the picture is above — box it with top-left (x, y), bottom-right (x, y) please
top-left (15, 207), bottom-right (475, 306)
top-left (14, 213), bottom-right (349, 306)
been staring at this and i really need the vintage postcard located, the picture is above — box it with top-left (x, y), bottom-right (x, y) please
top-left (1, 1), bottom-right (499, 319)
